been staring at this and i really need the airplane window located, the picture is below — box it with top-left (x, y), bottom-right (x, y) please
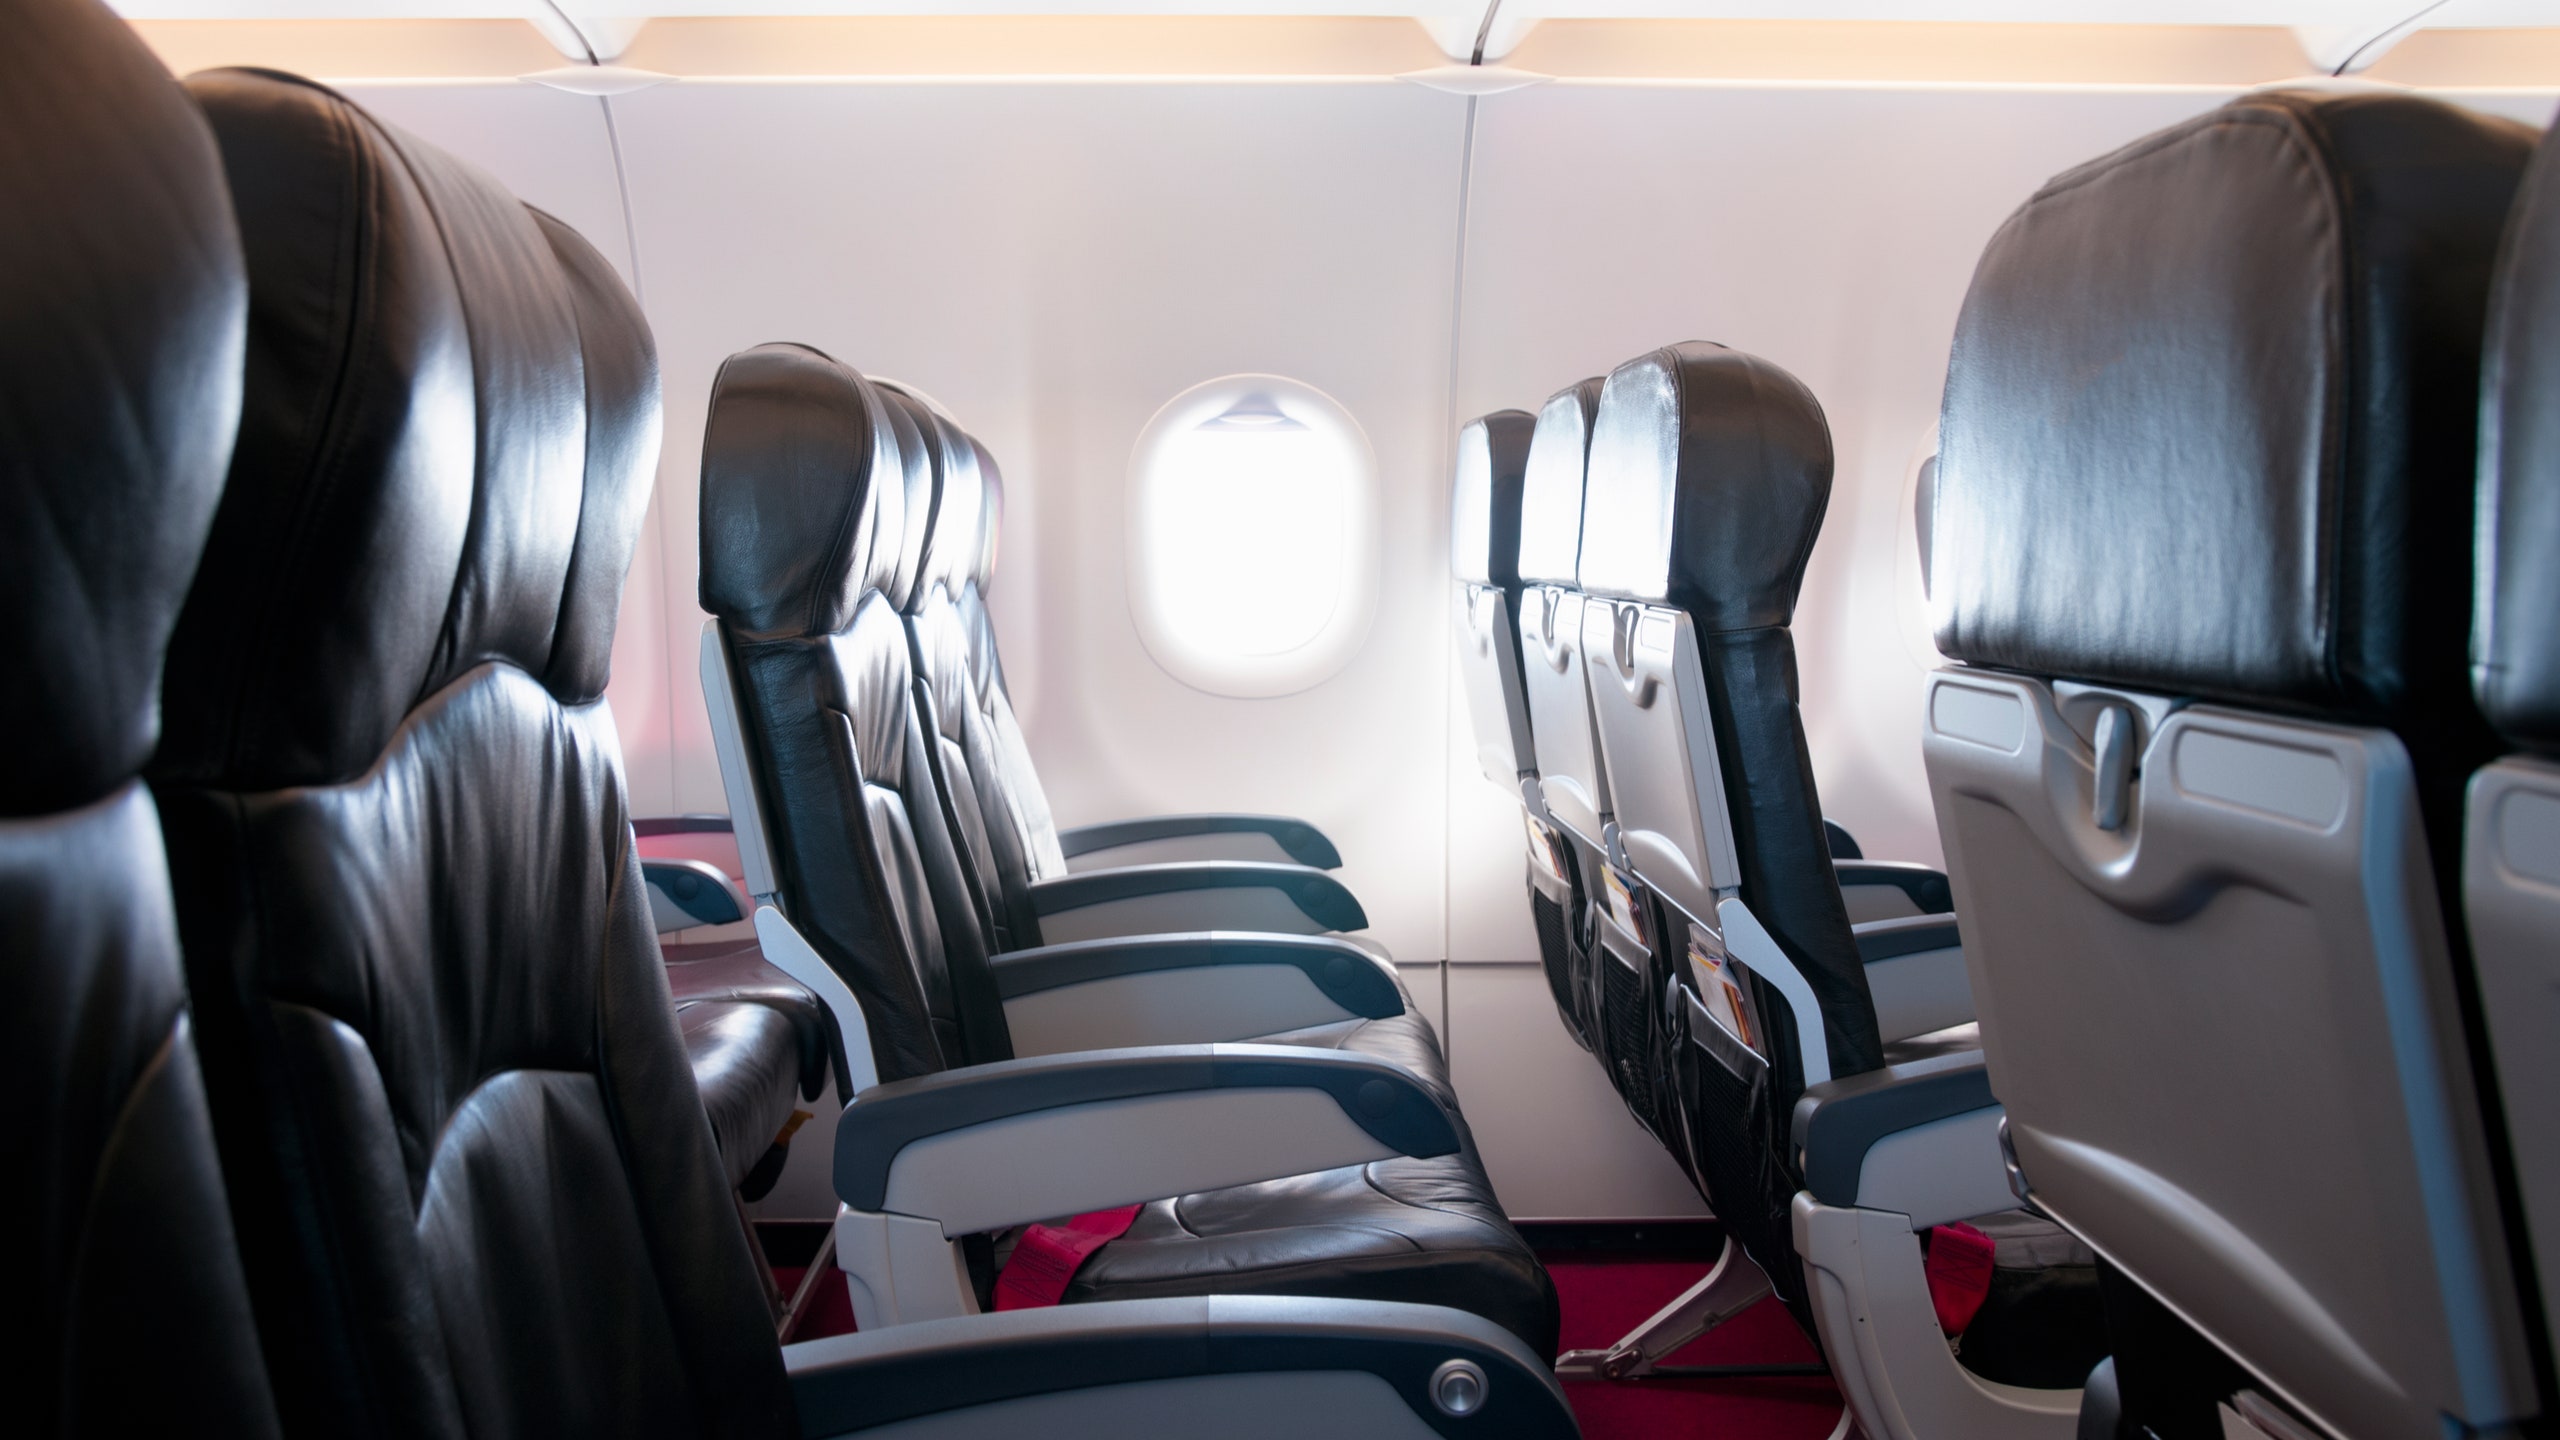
top-left (1126, 374), bottom-right (1377, 697)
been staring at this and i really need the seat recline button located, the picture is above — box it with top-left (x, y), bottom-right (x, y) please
top-left (1430, 1358), bottom-right (1488, 1416)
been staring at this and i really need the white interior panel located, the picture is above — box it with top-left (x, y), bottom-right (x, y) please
top-left (1448, 963), bottom-right (1707, 1217)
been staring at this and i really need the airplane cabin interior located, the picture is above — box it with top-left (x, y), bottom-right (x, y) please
top-left (8, 0), bottom-right (2560, 1436)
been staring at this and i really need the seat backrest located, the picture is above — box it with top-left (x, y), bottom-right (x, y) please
top-left (949, 437), bottom-right (1076, 886)
top-left (701, 345), bottom-right (1012, 1081)
top-left (2469, 115), bottom-right (2560, 1383)
top-left (961, 436), bottom-right (1013, 700)
top-left (891, 395), bottom-right (1040, 950)
top-left (1452, 409), bottom-right (1540, 794)
top-left (2, 5), bottom-right (276, 1433)
top-left (1515, 380), bottom-right (1610, 850)
top-left (154, 70), bottom-right (792, 1439)
top-left (1927, 89), bottom-right (2537, 1440)
top-left (1580, 342), bottom-right (1880, 1092)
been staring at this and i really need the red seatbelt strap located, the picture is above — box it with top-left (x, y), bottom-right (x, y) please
top-left (1923, 1222), bottom-right (1996, 1337)
top-left (993, 1206), bottom-right (1144, 1311)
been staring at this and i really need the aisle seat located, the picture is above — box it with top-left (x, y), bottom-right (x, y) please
top-left (1926, 88), bottom-right (2540, 1440)
top-left (636, 815), bottom-right (835, 1199)
top-left (2472, 112), bottom-right (2560, 1383)
top-left (1570, 340), bottom-right (2100, 1433)
top-left (1, 4), bottom-right (279, 1431)
top-left (698, 342), bottom-right (1560, 1356)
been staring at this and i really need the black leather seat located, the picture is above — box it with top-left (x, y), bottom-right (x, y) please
top-left (1569, 342), bottom-right (2100, 1425)
top-left (668, 936), bottom-right (829, 1194)
top-left (700, 343), bottom-right (1559, 1358)
top-left (877, 390), bottom-right (1458, 1088)
top-left (2, 3), bottom-right (278, 1432)
top-left (2471, 116), bottom-right (2560, 1386)
top-left (152, 69), bottom-right (797, 1436)
top-left (1926, 89), bottom-right (2540, 1438)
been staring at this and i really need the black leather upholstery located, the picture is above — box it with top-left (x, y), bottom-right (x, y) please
top-left (1517, 379), bottom-right (1604, 588)
top-left (711, 338), bottom-right (1018, 1076)
top-left (1939, 91), bottom-right (2530, 741)
top-left (1584, 341), bottom-right (1879, 1081)
top-left (702, 345), bottom-right (1557, 1356)
top-left (157, 71), bottom-right (792, 1438)
top-left (666, 938), bottom-right (831, 1189)
top-left (3, 4), bottom-right (276, 1432)
top-left (960, 435), bottom-right (1012, 701)
top-left (2478, 118), bottom-right (2560, 756)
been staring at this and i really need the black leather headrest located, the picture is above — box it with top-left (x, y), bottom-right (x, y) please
top-left (875, 389), bottom-right (935, 611)
top-left (1451, 410), bottom-right (1536, 589)
top-left (1937, 89), bottom-right (2534, 720)
top-left (1517, 379), bottom-right (1603, 588)
top-left (911, 407), bottom-right (986, 612)
top-left (968, 436), bottom-right (1003, 594)
top-left (2477, 120), bottom-right (2560, 757)
top-left (154, 71), bottom-right (656, 792)
top-left (2, 5), bottom-right (244, 817)
top-left (1580, 342), bottom-right (1833, 631)
top-left (700, 343), bottom-right (903, 643)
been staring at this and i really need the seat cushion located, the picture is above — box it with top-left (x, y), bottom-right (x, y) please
top-left (666, 939), bottom-right (830, 1191)
top-left (1060, 972), bottom-right (1557, 1358)
top-left (1248, 962), bottom-right (1452, 1106)
top-left (678, 1002), bottom-right (804, 1193)
top-left (1064, 1108), bottom-right (1561, 1361)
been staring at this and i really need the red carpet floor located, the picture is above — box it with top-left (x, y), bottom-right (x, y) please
top-left (773, 1234), bottom-right (1850, 1438)
top-left (1545, 1252), bottom-right (1847, 1439)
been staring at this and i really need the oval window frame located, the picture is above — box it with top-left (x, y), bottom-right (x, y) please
top-left (1125, 373), bottom-right (1380, 698)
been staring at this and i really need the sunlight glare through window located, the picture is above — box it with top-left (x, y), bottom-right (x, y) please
top-left (1147, 398), bottom-right (1351, 658)
top-left (1127, 376), bottom-right (1377, 697)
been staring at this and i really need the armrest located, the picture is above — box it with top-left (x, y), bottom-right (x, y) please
top-left (1793, 1049), bottom-right (2004, 1226)
top-left (1853, 915), bottom-right (1974, 1042)
top-left (783, 1294), bottom-right (1577, 1440)
top-left (641, 857), bottom-right (747, 932)
top-left (993, 933), bottom-right (1404, 1057)
top-left (836, 1044), bottom-right (1455, 1234)
top-left (1833, 860), bottom-right (1954, 916)
top-left (1029, 861), bottom-right (1368, 940)
top-left (1058, 813), bottom-right (1342, 870)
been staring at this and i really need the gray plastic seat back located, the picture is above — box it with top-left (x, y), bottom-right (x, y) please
top-left (1927, 89), bottom-right (2538, 1440)
top-left (1452, 410), bottom-right (1539, 795)
top-left (1515, 380), bottom-right (1609, 849)
top-left (2471, 116), bottom-right (2560, 1380)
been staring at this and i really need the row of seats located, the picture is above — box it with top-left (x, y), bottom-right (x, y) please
top-left (693, 342), bottom-right (1560, 1349)
top-left (1456, 84), bottom-right (2560, 1440)
top-left (1455, 351), bottom-right (2102, 1426)
top-left (8, 3), bottom-right (1580, 1435)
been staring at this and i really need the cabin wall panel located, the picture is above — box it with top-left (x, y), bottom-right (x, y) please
top-left (609, 80), bottom-right (1470, 965)
top-left (1447, 963), bottom-right (1706, 1218)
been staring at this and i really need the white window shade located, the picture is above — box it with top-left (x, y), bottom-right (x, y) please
top-left (1127, 374), bottom-right (1378, 697)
